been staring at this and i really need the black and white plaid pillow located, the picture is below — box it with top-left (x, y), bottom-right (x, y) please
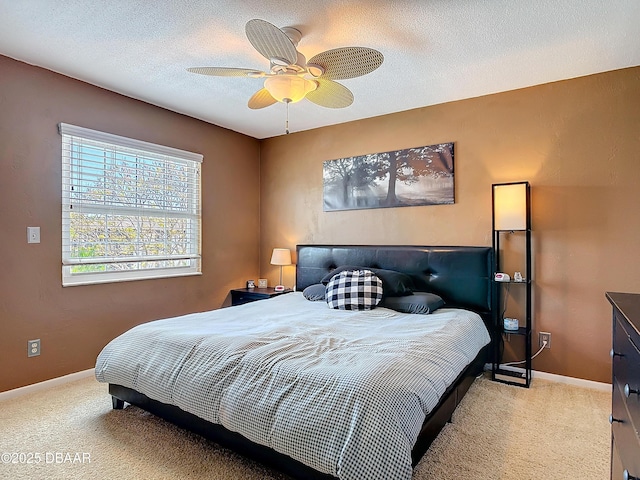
top-left (325, 270), bottom-right (383, 310)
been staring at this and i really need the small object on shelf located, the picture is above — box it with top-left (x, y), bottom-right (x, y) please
top-left (513, 271), bottom-right (523, 282)
top-left (258, 278), bottom-right (268, 288)
top-left (495, 272), bottom-right (510, 282)
top-left (247, 280), bottom-right (255, 289)
top-left (503, 317), bottom-right (519, 331)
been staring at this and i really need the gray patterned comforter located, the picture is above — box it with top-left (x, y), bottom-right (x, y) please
top-left (95, 292), bottom-right (489, 480)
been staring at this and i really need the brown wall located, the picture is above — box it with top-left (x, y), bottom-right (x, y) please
top-left (2, 53), bottom-right (638, 390)
top-left (260, 66), bottom-right (640, 383)
top-left (0, 55), bottom-right (261, 392)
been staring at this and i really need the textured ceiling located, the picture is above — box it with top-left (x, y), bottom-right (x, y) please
top-left (1, 1), bottom-right (639, 139)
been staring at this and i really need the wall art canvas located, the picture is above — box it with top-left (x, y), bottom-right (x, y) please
top-left (323, 142), bottom-right (454, 211)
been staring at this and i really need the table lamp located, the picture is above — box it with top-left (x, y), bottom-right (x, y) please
top-left (270, 248), bottom-right (291, 292)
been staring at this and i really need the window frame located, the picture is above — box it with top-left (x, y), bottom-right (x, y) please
top-left (60, 123), bottom-right (203, 286)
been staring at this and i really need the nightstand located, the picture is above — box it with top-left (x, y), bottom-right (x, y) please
top-left (230, 287), bottom-right (291, 306)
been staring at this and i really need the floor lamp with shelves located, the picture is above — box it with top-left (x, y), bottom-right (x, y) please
top-left (491, 181), bottom-right (532, 388)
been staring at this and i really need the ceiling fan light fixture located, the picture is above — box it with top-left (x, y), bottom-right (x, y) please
top-left (188, 18), bottom-right (383, 114)
top-left (264, 75), bottom-right (317, 103)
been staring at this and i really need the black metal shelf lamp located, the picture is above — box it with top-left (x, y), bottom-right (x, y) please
top-left (491, 181), bottom-right (532, 388)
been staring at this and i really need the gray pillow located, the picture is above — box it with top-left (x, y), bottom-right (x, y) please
top-left (381, 292), bottom-right (445, 314)
top-left (302, 283), bottom-right (326, 301)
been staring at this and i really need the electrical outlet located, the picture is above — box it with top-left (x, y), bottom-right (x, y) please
top-left (28, 339), bottom-right (41, 357)
top-left (539, 332), bottom-right (551, 349)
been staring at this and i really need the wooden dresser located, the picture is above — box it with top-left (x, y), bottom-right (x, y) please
top-left (607, 292), bottom-right (640, 480)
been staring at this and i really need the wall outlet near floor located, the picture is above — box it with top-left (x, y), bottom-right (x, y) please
top-left (539, 332), bottom-right (551, 349)
top-left (28, 339), bottom-right (41, 357)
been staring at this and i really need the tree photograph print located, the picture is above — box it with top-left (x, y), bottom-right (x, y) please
top-left (322, 142), bottom-right (454, 212)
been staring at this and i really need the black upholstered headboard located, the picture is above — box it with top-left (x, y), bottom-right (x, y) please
top-left (296, 245), bottom-right (493, 318)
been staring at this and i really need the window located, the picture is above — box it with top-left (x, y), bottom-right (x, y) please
top-left (60, 123), bottom-right (202, 286)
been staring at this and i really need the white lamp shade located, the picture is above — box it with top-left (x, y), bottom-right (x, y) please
top-left (264, 76), bottom-right (317, 103)
top-left (493, 183), bottom-right (527, 231)
top-left (270, 248), bottom-right (292, 266)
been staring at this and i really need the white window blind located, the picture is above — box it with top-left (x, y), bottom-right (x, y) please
top-left (60, 123), bottom-right (202, 286)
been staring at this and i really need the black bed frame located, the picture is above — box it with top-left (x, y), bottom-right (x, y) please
top-left (109, 245), bottom-right (494, 479)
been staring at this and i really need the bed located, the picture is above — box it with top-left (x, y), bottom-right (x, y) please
top-left (96, 245), bottom-right (494, 480)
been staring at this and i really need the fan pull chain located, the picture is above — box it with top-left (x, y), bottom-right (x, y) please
top-left (285, 99), bottom-right (290, 134)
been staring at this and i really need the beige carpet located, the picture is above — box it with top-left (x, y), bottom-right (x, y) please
top-left (0, 374), bottom-right (610, 480)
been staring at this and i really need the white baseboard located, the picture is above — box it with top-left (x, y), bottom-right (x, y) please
top-left (484, 364), bottom-right (611, 392)
top-left (0, 368), bottom-right (95, 402)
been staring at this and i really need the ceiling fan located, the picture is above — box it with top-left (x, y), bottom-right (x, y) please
top-left (187, 19), bottom-right (384, 113)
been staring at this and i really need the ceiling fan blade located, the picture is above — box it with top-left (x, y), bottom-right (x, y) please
top-left (308, 47), bottom-right (384, 80)
top-left (187, 67), bottom-right (265, 77)
top-left (248, 88), bottom-right (277, 109)
top-left (245, 19), bottom-right (297, 65)
top-left (305, 79), bottom-right (354, 108)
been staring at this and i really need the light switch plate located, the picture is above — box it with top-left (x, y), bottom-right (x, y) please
top-left (27, 226), bottom-right (40, 243)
